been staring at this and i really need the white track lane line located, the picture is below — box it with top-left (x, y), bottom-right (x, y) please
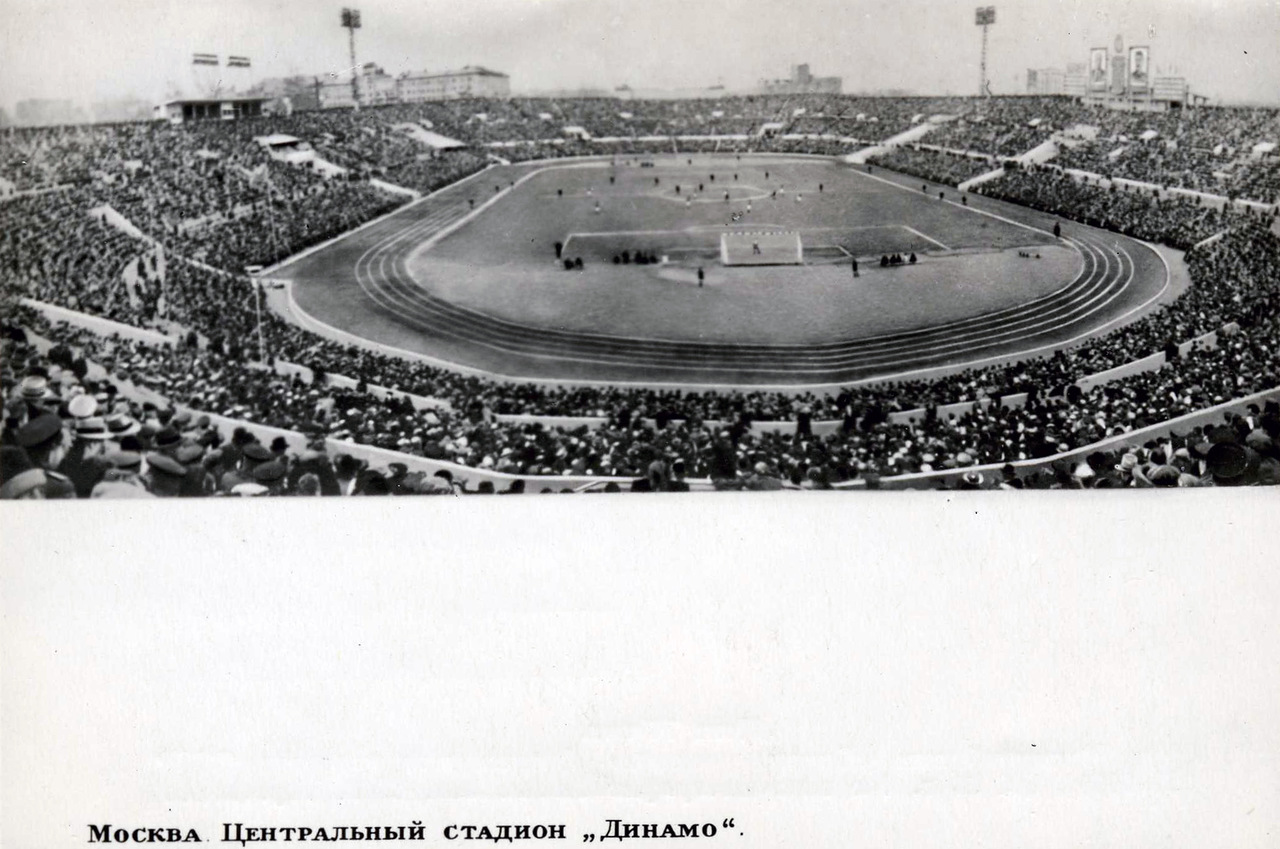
top-left (357, 209), bottom-right (1111, 362)
top-left (298, 159), bottom-right (1164, 384)
top-left (359, 229), bottom-right (1130, 371)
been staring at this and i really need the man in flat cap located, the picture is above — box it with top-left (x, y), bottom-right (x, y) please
top-left (220, 441), bottom-right (273, 491)
top-left (252, 460), bottom-right (288, 496)
top-left (15, 413), bottom-right (75, 498)
top-left (173, 442), bottom-right (213, 497)
top-left (145, 452), bottom-right (188, 497)
top-left (152, 426), bottom-right (183, 456)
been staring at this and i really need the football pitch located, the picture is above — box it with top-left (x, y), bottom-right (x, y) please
top-left (417, 157), bottom-right (1068, 344)
top-left (280, 154), bottom-right (1169, 386)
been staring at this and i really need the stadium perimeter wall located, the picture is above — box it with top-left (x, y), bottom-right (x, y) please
top-left (834, 386), bottom-right (1280, 491)
top-left (22, 298), bottom-right (174, 347)
top-left (19, 323), bottom-right (1271, 493)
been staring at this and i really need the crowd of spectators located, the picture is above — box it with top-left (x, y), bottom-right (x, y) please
top-left (7, 96), bottom-right (1277, 206)
top-left (974, 166), bottom-right (1274, 250)
top-left (0, 120), bottom-right (409, 274)
top-left (866, 147), bottom-right (998, 187)
top-left (0, 189), bottom-right (154, 324)
top-left (1055, 139), bottom-right (1280, 205)
top-left (4, 218), bottom-right (1277, 495)
top-left (3, 97), bottom-right (1279, 495)
top-left (1044, 104), bottom-right (1280, 203)
top-left (1081, 104), bottom-right (1280, 153)
top-left (922, 97), bottom-right (1082, 158)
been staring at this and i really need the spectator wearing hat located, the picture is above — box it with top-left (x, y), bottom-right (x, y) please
top-left (1206, 442), bottom-right (1250, 486)
top-left (667, 458), bottom-right (690, 492)
top-left (89, 478), bottom-right (154, 498)
top-left (104, 413), bottom-right (141, 440)
top-left (16, 374), bottom-right (57, 417)
top-left (173, 442), bottom-right (214, 497)
top-left (0, 446), bottom-right (48, 499)
top-left (67, 393), bottom-right (97, 421)
top-left (61, 416), bottom-right (114, 498)
top-left (288, 448), bottom-right (342, 497)
top-left (221, 441), bottom-right (273, 491)
top-left (102, 449), bottom-right (144, 478)
top-left (745, 461), bottom-right (783, 490)
top-left (385, 462), bottom-right (411, 494)
top-left (152, 427), bottom-right (183, 456)
top-left (145, 453), bottom-right (188, 497)
top-left (89, 448), bottom-right (152, 498)
top-left (252, 460), bottom-right (288, 495)
top-left (354, 469), bottom-right (390, 495)
top-left (333, 453), bottom-right (365, 495)
top-left (15, 413), bottom-right (75, 498)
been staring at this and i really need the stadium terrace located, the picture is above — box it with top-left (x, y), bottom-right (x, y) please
top-left (2, 94), bottom-right (1279, 497)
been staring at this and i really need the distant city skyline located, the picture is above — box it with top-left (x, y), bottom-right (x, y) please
top-left (2, 0), bottom-right (1279, 115)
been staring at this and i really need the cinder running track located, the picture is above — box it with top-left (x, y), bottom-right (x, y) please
top-left (277, 157), bottom-right (1170, 387)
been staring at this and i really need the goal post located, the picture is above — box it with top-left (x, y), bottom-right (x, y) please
top-left (719, 231), bottom-right (804, 266)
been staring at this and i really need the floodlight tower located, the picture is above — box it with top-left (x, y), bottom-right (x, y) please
top-left (975, 6), bottom-right (996, 96)
top-left (341, 7), bottom-right (362, 110)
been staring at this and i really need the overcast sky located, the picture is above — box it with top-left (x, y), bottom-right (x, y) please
top-left (2, 0), bottom-right (1278, 111)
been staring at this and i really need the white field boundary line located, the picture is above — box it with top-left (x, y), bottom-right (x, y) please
top-left (849, 161), bottom-right (1173, 324)
top-left (360, 221), bottom-right (1158, 388)
top-left (541, 184), bottom-right (772, 203)
top-left (847, 164), bottom-right (1058, 238)
top-left (355, 226), bottom-right (1134, 374)
top-left (258, 163), bottom-right (502, 277)
top-left (359, 202), bottom-right (1102, 356)
top-left (335, 162), bottom-right (1109, 371)
top-left (654, 246), bottom-right (854, 257)
top-left (355, 196), bottom-right (1103, 358)
top-left (283, 156), bottom-right (1166, 394)
top-left (901, 225), bottom-right (951, 251)
top-left (402, 164), bottom-right (562, 268)
top-left (561, 224), bottom-right (947, 256)
top-left (350, 205), bottom-right (1116, 374)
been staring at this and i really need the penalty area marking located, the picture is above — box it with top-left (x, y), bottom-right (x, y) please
top-left (901, 226), bottom-right (951, 251)
top-left (562, 223), bottom-right (941, 256)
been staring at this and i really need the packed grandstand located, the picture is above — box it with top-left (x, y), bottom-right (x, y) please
top-left (2, 94), bottom-right (1279, 497)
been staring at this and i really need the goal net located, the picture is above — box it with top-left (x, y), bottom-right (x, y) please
top-left (719, 231), bottom-right (804, 266)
